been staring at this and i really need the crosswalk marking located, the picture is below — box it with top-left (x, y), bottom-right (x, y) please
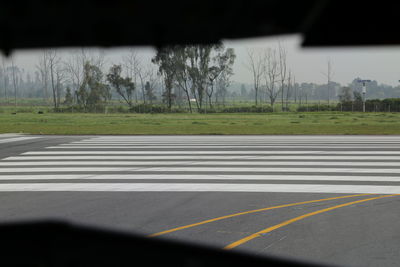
top-left (47, 145), bottom-right (400, 149)
top-left (2, 136), bottom-right (400, 193)
top-left (0, 174), bottom-right (400, 182)
top-left (0, 183), bottom-right (400, 194)
top-left (0, 136), bottom-right (40, 144)
top-left (21, 151), bottom-right (400, 155)
top-left (2, 167), bottom-right (400, 173)
top-left (23, 151), bottom-right (325, 155)
top-left (6, 156), bottom-right (400, 160)
top-left (2, 161), bottom-right (400, 167)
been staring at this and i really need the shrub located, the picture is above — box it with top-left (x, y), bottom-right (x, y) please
top-left (220, 105), bottom-right (273, 113)
top-left (129, 104), bottom-right (186, 113)
top-left (296, 104), bottom-right (336, 112)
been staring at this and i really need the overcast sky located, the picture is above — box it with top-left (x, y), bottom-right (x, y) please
top-left (5, 34), bottom-right (400, 86)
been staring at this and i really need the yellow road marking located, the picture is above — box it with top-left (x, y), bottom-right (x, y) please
top-left (224, 194), bottom-right (399, 250)
top-left (149, 193), bottom-right (371, 237)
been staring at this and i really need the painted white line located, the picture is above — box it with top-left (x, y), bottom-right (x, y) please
top-left (3, 156), bottom-right (271, 160)
top-left (0, 167), bottom-right (142, 172)
top-left (0, 175), bottom-right (94, 180)
top-left (88, 137), bottom-right (400, 140)
top-left (0, 183), bottom-right (400, 193)
top-left (2, 167), bottom-right (400, 173)
top-left (1, 161), bottom-right (400, 167)
top-left (22, 151), bottom-right (400, 155)
top-left (0, 137), bottom-right (39, 144)
top-left (1, 174), bottom-right (400, 182)
top-left (84, 140), bottom-right (400, 144)
top-left (23, 151), bottom-right (323, 155)
top-left (7, 156), bottom-right (400, 161)
top-left (70, 141), bottom-right (400, 144)
top-left (47, 145), bottom-right (400, 149)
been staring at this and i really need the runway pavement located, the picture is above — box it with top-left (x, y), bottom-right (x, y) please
top-left (1, 134), bottom-right (400, 267)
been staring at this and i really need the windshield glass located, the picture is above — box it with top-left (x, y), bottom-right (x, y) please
top-left (1, 35), bottom-right (400, 267)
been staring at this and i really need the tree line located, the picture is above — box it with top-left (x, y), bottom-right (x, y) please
top-left (1, 45), bottom-right (400, 113)
top-left (0, 44), bottom-right (236, 112)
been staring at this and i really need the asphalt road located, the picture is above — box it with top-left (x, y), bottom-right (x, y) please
top-left (1, 134), bottom-right (400, 267)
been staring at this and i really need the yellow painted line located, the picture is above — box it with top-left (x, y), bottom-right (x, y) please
top-left (149, 193), bottom-right (371, 237)
top-left (224, 194), bottom-right (399, 250)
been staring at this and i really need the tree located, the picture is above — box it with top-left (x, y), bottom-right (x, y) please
top-left (185, 45), bottom-right (213, 110)
top-left (145, 68), bottom-right (159, 104)
top-left (206, 46), bottom-right (236, 108)
top-left (106, 64), bottom-right (135, 108)
top-left (263, 48), bottom-right (280, 111)
top-left (215, 71), bottom-right (230, 106)
top-left (137, 65), bottom-right (155, 104)
top-left (1, 58), bottom-right (9, 103)
top-left (338, 86), bottom-right (353, 103)
top-left (77, 62), bottom-right (111, 110)
top-left (64, 86), bottom-right (73, 106)
top-left (64, 49), bottom-right (89, 105)
top-left (285, 71), bottom-right (293, 110)
top-left (245, 48), bottom-right (263, 105)
top-left (278, 43), bottom-right (288, 111)
top-left (353, 91), bottom-right (363, 111)
top-left (10, 57), bottom-right (20, 109)
top-left (144, 81), bottom-right (156, 104)
top-left (42, 49), bottom-right (64, 110)
top-left (322, 58), bottom-right (333, 104)
top-left (152, 47), bottom-right (177, 110)
top-left (240, 84), bottom-right (247, 98)
top-left (173, 45), bottom-right (194, 112)
top-left (123, 49), bottom-right (141, 103)
top-left (36, 51), bottom-right (50, 102)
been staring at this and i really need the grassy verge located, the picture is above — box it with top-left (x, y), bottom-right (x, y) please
top-left (0, 112), bottom-right (400, 135)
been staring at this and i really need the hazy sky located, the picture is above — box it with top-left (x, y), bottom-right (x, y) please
top-left (5, 35), bottom-right (400, 86)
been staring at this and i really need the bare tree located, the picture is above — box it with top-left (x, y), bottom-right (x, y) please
top-left (285, 71), bottom-right (293, 110)
top-left (263, 48), bottom-right (280, 111)
top-left (278, 42), bottom-right (287, 111)
top-left (145, 68), bottom-right (158, 105)
top-left (55, 65), bottom-right (66, 107)
top-left (322, 58), bottom-right (333, 105)
top-left (245, 48), bottom-right (263, 106)
top-left (36, 52), bottom-right (50, 102)
top-left (1, 58), bottom-right (8, 103)
top-left (45, 49), bottom-right (63, 110)
top-left (137, 65), bottom-right (151, 104)
top-left (10, 56), bottom-right (19, 109)
top-left (215, 71), bottom-right (231, 106)
top-left (123, 49), bottom-right (141, 103)
top-left (64, 49), bottom-right (89, 104)
top-left (90, 50), bottom-right (107, 72)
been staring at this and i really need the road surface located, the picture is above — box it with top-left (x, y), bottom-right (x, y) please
top-left (1, 134), bottom-right (400, 267)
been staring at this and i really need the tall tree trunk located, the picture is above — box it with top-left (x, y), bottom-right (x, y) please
top-left (184, 91), bottom-right (192, 113)
top-left (50, 69), bottom-right (57, 110)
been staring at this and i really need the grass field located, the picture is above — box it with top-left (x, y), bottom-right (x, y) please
top-left (0, 112), bottom-right (400, 135)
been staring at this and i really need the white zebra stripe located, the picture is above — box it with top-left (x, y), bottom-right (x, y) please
top-left (46, 145), bottom-right (400, 149)
top-left (7, 155), bottom-right (400, 160)
top-left (23, 151), bottom-right (323, 155)
top-left (0, 183), bottom-right (399, 193)
top-left (1, 160), bottom-right (400, 167)
top-left (2, 167), bottom-right (400, 173)
top-left (0, 137), bottom-right (39, 144)
top-left (0, 174), bottom-right (400, 182)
